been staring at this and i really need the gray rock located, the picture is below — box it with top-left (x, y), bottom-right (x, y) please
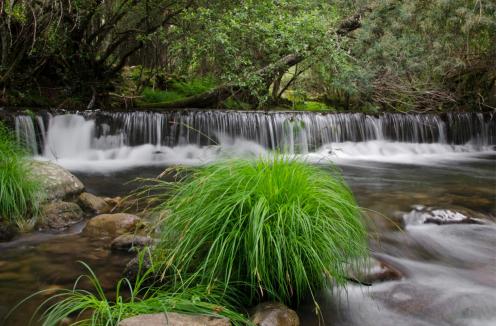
top-left (37, 201), bottom-right (84, 230)
top-left (118, 313), bottom-right (230, 326)
top-left (403, 205), bottom-right (483, 226)
top-left (30, 161), bottom-right (84, 201)
top-left (84, 213), bottom-right (141, 237)
top-left (78, 192), bottom-right (111, 214)
top-left (123, 254), bottom-right (152, 281)
top-left (348, 257), bottom-right (403, 285)
top-left (251, 302), bottom-right (300, 326)
top-left (111, 234), bottom-right (154, 252)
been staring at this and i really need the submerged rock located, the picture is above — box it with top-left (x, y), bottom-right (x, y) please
top-left (0, 223), bottom-right (18, 242)
top-left (118, 313), bottom-right (230, 326)
top-left (84, 213), bottom-right (141, 237)
top-left (250, 302), bottom-right (300, 326)
top-left (348, 257), bottom-right (403, 285)
top-left (30, 161), bottom-right (84, 201)
top-left (402, 205), bottom-right (483, 226)
top-left (111, 234), bottom-right (154, 252)
top-left (37, 201), bottom-right (84, 230)
top-left (78, 192), bottom-right (111, 214)
top-left (123, 254), bottom-right (152, 281)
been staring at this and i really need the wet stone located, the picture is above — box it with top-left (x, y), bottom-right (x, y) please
top-left (29, 161), bottom-right (84, 201)
top-left (250, 302), bottom-right (300, 326)
top-left (0, 223), bottom-right (18, 242)
top-left (111, 234), bottom-right (154, 252)
top-left (348, 257), bottom-right (403, 285)
top-left (83, 213), bottom-right (141, 237)
top-left (103, 196), bottom-right (122, 208)
top-left (37, 201), bottom-right (84, 230)
top-left (402, 205), bottom-right (484, 226)
top-left (123, 254), bottom-right (152, 281)
top-left (118, 313), bottom-right (230, 326)
top-left (78, 192), bottom-right (111, 214)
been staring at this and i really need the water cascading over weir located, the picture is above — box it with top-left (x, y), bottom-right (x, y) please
top-left (14, 111), bottom-right (495, 170)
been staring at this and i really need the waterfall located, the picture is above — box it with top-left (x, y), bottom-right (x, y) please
top-left (15, 111), bottom-right (495, 171)
top-left (14, 116), bottom-right (39, 155)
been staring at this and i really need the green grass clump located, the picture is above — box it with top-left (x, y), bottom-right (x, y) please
top-left (154, 156), bottom-right (368, 304)
top-left (13, 260), bottom-right (251, 326)
top-left (0, 121), bottom-right (42, 225)
top-left (19, 156), bottom-right (367, 324)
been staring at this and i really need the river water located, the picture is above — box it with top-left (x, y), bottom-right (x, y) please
top-left (1, 111), bottom-right (495, 325)
top-left (0, 156), bottom-right (494, 325)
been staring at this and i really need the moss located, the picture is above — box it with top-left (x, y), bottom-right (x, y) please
top-left (135, 77), bottom-right (217, 106)
top-left (223, 98), bottom-right (253, 110)
top-left (292, 101), bottom-right (333, 112)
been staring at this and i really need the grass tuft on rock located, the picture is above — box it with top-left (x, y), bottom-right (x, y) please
top-left (0, 121), bottom-right (42, 226)
top-left (154, 156), bottom-right (368, 304)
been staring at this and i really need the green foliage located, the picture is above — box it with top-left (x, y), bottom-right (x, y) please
top-left (1, 0), bottom-right (494, 111)
top-left (223, 98), bottom-right (253, 110)
top-left (138, 78), bottom-right (216, 104)
top-left (0, 122), bottom-right (42, 225)
top-left (164, 0), bottom-right (342, 105)
top-left (293, 101), bottom-right (331, 112)
top-left (154, 156), bottom-right (368, 304)
top-left (283, 90), bottom-right (333, 111)
top-left (140, 88), bottom-right (185, 104)
top-left (313, 0), bottom-right (496, 111)
top-left (14, 260), bottom-right (251, 326)
top-left (19, 157), bottom-right (367, 324)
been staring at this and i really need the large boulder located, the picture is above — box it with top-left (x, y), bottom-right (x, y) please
top-left (118, 313), bottom-right (230, 326)
top-left (84, 213), bottom-right (141, 237)
top-left (250, 302), bottom-right (300, 326)
top-left (37, 201), bottom-right (84, 230)
top-left (30, 161), bottom-right (84, 201)
top-left (111, 234), bottom-right (154, 252)
top-left (78, 192), bottom-right (111, 214)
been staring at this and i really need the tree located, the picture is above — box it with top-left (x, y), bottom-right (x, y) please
top-left (305, 0), bottom-right (496, 111)
top-left (0, 0), bottom-right (193, 106)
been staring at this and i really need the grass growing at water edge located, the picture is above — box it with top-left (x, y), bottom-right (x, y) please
top-left (18, 156), bottom-right (368, 324)
top-left (0, 121), bottom-right (42, 227)
top-left (10, 259), bottom-right (252, 326)
top-left (153, 156), bottom-right (368, 305)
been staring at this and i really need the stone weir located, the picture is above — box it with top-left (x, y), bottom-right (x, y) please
top-left (13, 111), bottom-right (496, 156)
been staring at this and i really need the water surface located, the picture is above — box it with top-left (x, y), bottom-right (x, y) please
top-left (0, 157), bottom-right (494, 325)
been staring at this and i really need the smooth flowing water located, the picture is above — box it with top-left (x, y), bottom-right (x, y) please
top-left (2, 111), bottom-right (495, 325)
top-left (14, 111), bottom-right (495, 171)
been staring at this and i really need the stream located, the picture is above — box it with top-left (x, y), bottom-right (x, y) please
top-left (0, 111), bottom-right (495, 325)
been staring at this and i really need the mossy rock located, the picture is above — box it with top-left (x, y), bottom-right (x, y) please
top-left (29, 161), bottom-right (84, 201)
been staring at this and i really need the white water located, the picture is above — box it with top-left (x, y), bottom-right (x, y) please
top-left (310, 223), bottom-right (496, 326)
top-left (16, 112), bottom-right (495, 172)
